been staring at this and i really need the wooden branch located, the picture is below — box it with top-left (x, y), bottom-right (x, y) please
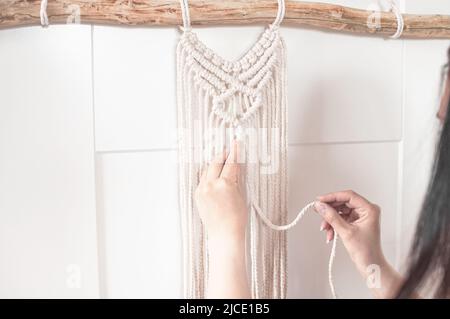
top-left (1, 0), bottom-right (450, 39)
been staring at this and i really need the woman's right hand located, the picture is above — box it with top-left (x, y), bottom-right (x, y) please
top-left (314, 190), bottom-right (403, 298)
top-left (314, 190), bottom-right (385, 276)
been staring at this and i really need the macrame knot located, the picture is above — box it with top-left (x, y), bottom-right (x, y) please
top-left (240, 60), bottom-right (250, 70)
top-left (222, 62), bottom-right (233, 73)
top-left (232, 64), bottom-right (242, 73)
top-left (262, 39), bottom-right (273, 49)
top-left (179, 26), bottom-right (192, 33)
top-left (233, 83), bottom-right (245, 93)
top-left (249, 52), bottom-right (258, 63)
top-left (204, 49), bottom-right (214, 59)
top-left (207, 56), bottom-right (218, 66)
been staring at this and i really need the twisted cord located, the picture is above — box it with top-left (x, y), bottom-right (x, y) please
top-left (273, 0), bottom-right (286, 27)
top-left (252, 199), bottom-right (339, 299)
top-left (388, 0), bottom-right (404, 39)
top-left (40, 0), bottom-right (49, 27)
top-left (179, 0), bottom-right (191, 30)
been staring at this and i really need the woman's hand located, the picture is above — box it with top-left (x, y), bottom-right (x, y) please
top-left (195, 140), bottom-right (247, 240)
top-left (314, 190), bottom-right (383, 274)
top-left (195, 141), bottom-right (250, 298)
top-left (314, 190), bottom-right (403, 298)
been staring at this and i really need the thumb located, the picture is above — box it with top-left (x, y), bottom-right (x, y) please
top-left (314, 201), bottom-right (349, 235)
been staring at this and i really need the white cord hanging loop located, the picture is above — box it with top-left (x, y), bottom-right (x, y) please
top-left (388, 0), bottom-right (404, 39)
top-left (179, 0), bottom-right (191, 31)
top-left (179, 0), bottom-right (285, 30)
top-left (40, 0), bottom-right (49, 27)
top-left (272, 0), bottom-right (286, 28)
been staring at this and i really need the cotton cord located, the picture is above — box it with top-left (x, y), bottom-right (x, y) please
top-left (273, 0), bottom-right (286, 28)
top-left (40, 0), bottom-right (49, 27)
top-left (328, 232), bottom-right (338, 299)
top-left (252, 200), bottom-right (339, 299)
top-left (252, 200), bottom-right (314, 231)
top-left (388, 0), bottom-right (404, 39)
top-left (179, 0), bottom-right (191, 30)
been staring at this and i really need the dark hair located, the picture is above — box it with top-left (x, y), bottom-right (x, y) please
top-left (397, 48), bottom-right (450, 298)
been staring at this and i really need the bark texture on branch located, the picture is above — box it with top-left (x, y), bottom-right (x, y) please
top-left (1, 0), bottom-right (450, 38)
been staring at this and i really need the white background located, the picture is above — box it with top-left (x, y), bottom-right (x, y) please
top-left (0, 0), bottom-right (449, 298)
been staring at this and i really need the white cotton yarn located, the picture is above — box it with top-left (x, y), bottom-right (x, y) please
top-left (40, 0), bottom-right (49, 27)
top-left (388, 0), bottom-right (404, 39)
top-left (177, 0), bottom-right (338, 299)
top-left (252, 200), bottom-right (338, 299)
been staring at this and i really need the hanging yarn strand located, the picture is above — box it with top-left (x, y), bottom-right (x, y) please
top-left (252, 200), bottom-right (338, 299)
top-left (176, 0), bottom-right (338, 299)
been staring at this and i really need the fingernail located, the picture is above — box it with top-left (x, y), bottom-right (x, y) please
top-left (314, 201), bottom-right (327, 215)
top-left (320, 225), bottom-right (325, 232)
top-left (326, 238), bottom-right (331, 244)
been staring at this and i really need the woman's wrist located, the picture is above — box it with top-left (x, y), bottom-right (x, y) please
top-left (365, 256), bottom-right (403, 299)
top-left (206, 229), bottom-right (250, 299)
top-left (208, 230), bottom-right (246, 254)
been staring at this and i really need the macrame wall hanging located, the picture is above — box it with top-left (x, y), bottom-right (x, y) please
top-left (176, 0), bottom-right (338, 299)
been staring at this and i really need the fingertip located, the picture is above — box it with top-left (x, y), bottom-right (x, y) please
top-left (326, 229), bottom-right (334, 244)
top-left (320, 221), bottom-right (326, 232)
top-left (228, 139), bottom-right (244, 164)
top-left (314, 201), bottom-right (328, 216)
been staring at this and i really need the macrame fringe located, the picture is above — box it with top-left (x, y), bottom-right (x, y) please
top-left (177, 25), bottom-right (292, 298)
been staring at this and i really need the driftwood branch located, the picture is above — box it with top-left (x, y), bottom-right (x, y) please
top-left (1, 0), bottom-right (450, 38)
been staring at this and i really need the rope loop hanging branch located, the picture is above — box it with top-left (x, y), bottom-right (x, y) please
top-left (40, 0), bottom-right (49, 27)
top-left (179, 0), bottom-right (191, 31)
top-left (388, 0), bottom-right (404, 39)
top-left (2, 1), bottom-right (450, 38)
top-left (272, 0), bottom-right (286, 28)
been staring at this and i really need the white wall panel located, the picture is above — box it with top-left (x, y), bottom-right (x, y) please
top-left (285, 29), bottom-right (402, 144)
top-left (0, 26), bottom-right (99, 298)
top-left (93, 27), bottom-right (179, 152)
top-left (95, 151), bottom-right (182, 298)
top-left (405, 0), bottom-right (450, 14)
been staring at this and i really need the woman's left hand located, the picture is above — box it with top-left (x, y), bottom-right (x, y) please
top-left (195, 141), bottom-right (250, 298)
top-left (195, 141), bottom-right (248, 240)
